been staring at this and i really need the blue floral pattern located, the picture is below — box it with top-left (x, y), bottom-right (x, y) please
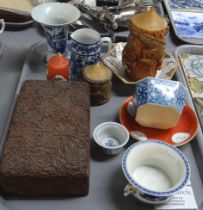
top-left (70, 51), bottom-right (100, 80)
top-left (105, 139), bottom-right (119, 147)
top-left (134, 77), bottom-right (187, 113)
top-left (43, 24), bottom-right (69, 55)
top-left (71, 39), bottom-right (101, 56)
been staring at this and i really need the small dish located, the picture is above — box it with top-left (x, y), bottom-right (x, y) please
top-left (175, 44), bottom-right (203, 132)
top-left (166, 0), bottom-right (203, 9)
top-left (163, 0), bottom-right (203, 45)
top-left (0, 7), bottom-right (33, 28)
top-left (122, 140), bottom-right (190, 204)
top-left (102, 42), bottom-right (178, 85)
top-left (119, 97), bottom-right (198, 147)
top-left (93, 122), bottom-right (129, 155)
top-left (178, 53), bottom-right (203, 98)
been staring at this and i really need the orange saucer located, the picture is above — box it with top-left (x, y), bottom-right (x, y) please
top-left (119, 97), bottom-right (198, 147)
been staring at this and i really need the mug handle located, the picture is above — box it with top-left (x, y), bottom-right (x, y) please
top-left (100, 37), bottom-right (112, 54)
top-left (0, 19), bottom-right (5, 34)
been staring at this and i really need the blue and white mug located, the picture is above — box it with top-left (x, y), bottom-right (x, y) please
top-left (70, 28), bottom-right (112, 80)
top-left (128, 77), bottom-right (187, 129)
top-left (70, 50), bottom-right (100, 80)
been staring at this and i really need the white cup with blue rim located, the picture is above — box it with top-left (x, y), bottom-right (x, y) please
top-left (70, 28), bottom-right (112, 80)
top-left (127, 77), bottom-right (187, 129)
top-left (31, 2), bottom-right (80, 60)
top-left (93, 122), bottom-right (129, 155)
top-left (122, 140), bottom-right (190, 205)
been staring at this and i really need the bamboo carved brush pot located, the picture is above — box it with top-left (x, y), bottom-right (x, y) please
top-left (122, 9), bottom-right (168, 82)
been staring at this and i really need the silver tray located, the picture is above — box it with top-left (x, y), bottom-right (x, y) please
top-left (0, 42), bottom-right (203, 210)
top-left (163, 0), bottom-right (203, 45)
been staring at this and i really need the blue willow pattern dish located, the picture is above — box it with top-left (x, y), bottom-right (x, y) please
top-left (168, 0), bottom-right (203, 9)
top-left (171, 11), bottom-right (203, 39)
top-left (134, 77), bottom-right (187, 113)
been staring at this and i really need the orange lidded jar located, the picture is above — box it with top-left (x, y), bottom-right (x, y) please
top-left (47, 54), bottom-right (69, 80)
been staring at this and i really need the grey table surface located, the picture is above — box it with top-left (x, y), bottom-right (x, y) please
top-left (0, 22), bottom-right (202, 210)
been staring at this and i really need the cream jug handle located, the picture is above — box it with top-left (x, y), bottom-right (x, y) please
top-left (100, 37), bottom-right (112, 54)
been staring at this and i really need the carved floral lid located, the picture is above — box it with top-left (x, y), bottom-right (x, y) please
top-left (83, 62), bottom-right (112, 82)
top-left (131, 9), bottom-right (168, 32)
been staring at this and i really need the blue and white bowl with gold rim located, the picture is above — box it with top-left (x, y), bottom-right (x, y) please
top-left (93, 122), bottom-right (129, 155)
top-left (122, 140), bottom-right (190, 204)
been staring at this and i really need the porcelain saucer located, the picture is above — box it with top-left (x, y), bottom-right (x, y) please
top-left (119, 96), bottom-right (198, 147)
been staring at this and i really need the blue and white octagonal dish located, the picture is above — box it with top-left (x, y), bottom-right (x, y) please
top-left (133, 77), bottom-right (188, 129)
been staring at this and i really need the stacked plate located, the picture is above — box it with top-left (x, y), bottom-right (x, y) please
top-left (0, 0), bottom-right (49, 28)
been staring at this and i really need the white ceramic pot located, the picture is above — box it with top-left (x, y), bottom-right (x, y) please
top-left (122, 140), bottom-right (190, 204)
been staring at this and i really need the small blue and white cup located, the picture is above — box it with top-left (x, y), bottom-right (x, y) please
top-left (128, 77), bottom-right (187, 129)
top-left (93, 122), bottom-right (129, 155)
top-left (122, 140), bottom-right (190, 205)
top-left (31, 3), bottom-right (80, 60)
top-left (70, 28), bottom-right (112, 80)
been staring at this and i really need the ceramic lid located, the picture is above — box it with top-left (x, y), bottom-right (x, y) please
top-left (83, 62), bottom-right (112, 82)
top-left (131, 9), bottom-right (167, 32)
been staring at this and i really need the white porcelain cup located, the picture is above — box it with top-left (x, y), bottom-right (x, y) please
top-left (70, 28), bottom-right (112, 80)
top-left (31, 3), bottom-right (80, 58)
top-left (122, 140), bottom-right (190, 204)
top-left (93, 122), bottom-right (129, 155)
top-left (0, 19), bottom-right (5, 34)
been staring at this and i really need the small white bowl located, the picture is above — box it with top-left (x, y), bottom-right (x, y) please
top-left (122, 140), bottom-right (190, 204)
top-left (93, 122), bottom-right (129, 155)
